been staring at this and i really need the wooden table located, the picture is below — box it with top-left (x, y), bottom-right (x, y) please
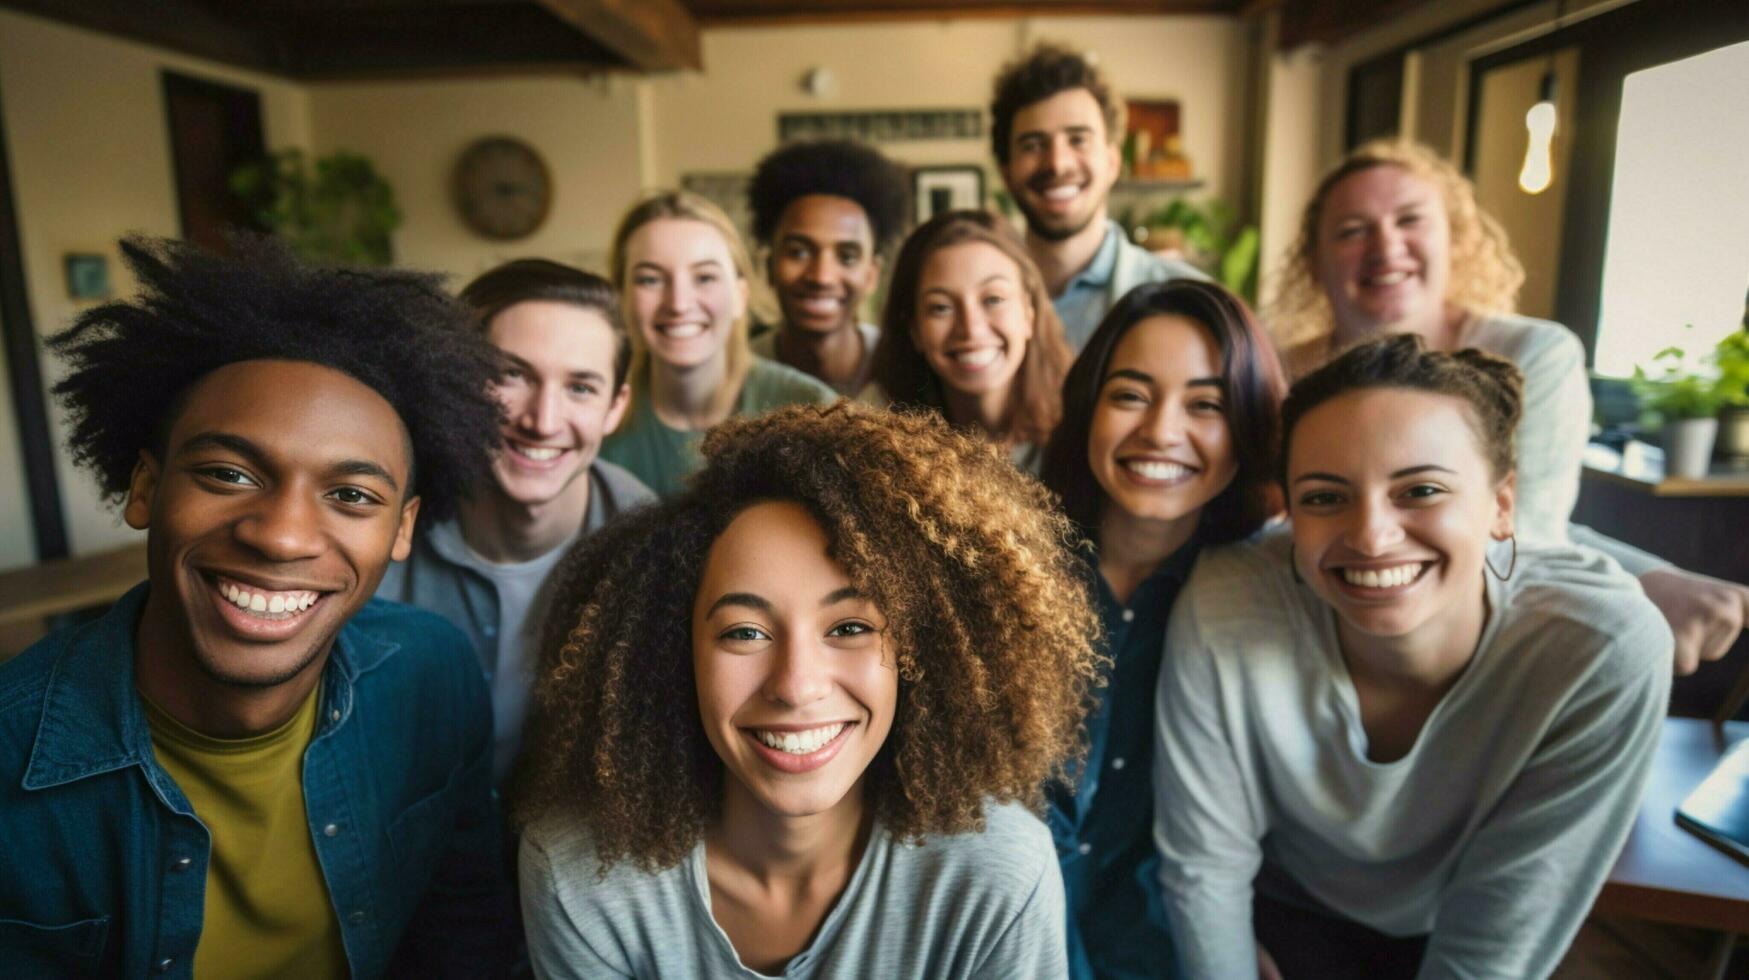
top-left (1597, 717), bottom-right (1749, 975)
top-left (0, 542), bottom-right (147, 655)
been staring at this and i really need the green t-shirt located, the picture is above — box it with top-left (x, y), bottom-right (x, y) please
top-left (600, 356), bottom-right (837, 496)
top-left (143, 686), bottom-right (348, 980)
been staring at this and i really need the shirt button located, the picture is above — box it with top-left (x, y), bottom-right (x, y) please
top-left (1077, 842), bottom-right (1092, 855)
top-left (330, 709), bottom-right (341, 722)
top-left (171, 856), bottom-right (192, 871)
top-left (156, 958), bottom-right (174, 973)
top-left (1121, 609), bottom-right (1135, 622)
top-left (1111, 757), bottom-right (1126, 770)
top-left (323, 823), bottom-right (340, 837)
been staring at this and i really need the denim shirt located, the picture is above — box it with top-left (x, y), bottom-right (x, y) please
top-left (0, 584), bottom-right (514, 979)
top-left (1048, 542), bottom-right (1199, 979)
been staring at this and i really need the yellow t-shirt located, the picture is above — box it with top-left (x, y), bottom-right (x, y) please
top-left (143, 686), bottom-right (349, 980)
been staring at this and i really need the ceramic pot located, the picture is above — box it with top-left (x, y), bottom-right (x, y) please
top-left (1663, 416), bottom-right (1718, 479)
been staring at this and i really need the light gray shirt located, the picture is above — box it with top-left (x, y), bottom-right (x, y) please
top-left (1155, 530), bottom-right (1672, 980)
top-left (1050, 220), bottom-right (1208, 353)
top-left (1458, 312), bottom-right (1666, 576)
top-left (520, 801), bottom-right (1068, 979)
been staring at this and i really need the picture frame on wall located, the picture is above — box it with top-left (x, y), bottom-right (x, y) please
top-left (912, 166), bottom-right (985, 223)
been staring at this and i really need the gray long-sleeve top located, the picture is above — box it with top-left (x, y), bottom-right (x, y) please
top-left (521, 800), bottom-right (1068, 979)
top-left (1154, 532), bottom-right (1672, 980)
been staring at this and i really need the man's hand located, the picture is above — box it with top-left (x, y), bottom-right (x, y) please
top-left (1640, 567), bottom-right (1749, 675)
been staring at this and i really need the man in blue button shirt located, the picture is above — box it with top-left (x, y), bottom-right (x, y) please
top-left (0, 238), bottom-right (514, 978)
top-left (990, 43), bottom-right (1206, 352)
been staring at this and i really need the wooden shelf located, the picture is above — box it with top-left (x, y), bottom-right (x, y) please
top-left (1111, 178), bottom-right (1205, 193)
top-left (1583, 441), bottom-right (1749, 498)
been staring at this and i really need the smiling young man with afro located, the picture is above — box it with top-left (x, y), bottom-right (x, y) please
top-left (0, 236), bottom-right (516, 978)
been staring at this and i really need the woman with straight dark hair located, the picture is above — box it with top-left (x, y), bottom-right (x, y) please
top-left (868, 209), bottom-right (1073, 470)
top-left (1038, 279), bottom-right (1286, 979)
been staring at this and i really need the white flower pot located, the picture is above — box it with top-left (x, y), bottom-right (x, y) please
top-left (1663, 417), bottom-right (1718, 479)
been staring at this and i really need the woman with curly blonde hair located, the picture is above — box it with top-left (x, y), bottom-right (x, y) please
top-left (515, 402), bottom-right (1100, 978)
top-left (1268, 140), bottom-right (1746, 677)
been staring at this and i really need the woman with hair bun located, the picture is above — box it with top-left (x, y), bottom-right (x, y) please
top-left (1271, 140), bottom-right (1747, 675)
top-left (1156, 335), bottom-right (1671, 979)
top-left (516, 402), bottom-right (1099, 978)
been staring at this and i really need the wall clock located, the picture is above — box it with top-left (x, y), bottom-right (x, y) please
top-left (453, 136), bottom-right (552, 240)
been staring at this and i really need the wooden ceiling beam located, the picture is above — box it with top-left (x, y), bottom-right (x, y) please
top-left (0, 0), bottom-right (281, 73)
top-left (535, 0), bottom-right (701, 71)
top-left (687, 1), bottom-right (1242, 25)
top-left (266, 6), bottom-right (624, 79)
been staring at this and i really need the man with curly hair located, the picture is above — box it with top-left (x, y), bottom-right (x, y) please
top-left (515, 402), bottom-right (1100, 977)
top-left (0, 238), bottom-right (514, 978)
top-left (747, 139), bottom-right (909, 394)
top-left (991, 43), bottom-right (1205, 351)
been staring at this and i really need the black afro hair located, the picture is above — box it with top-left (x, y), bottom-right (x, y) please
top-left (49, 236), bottom-right (502, 522)
top-left (748, 139), bottom-right (911, 255)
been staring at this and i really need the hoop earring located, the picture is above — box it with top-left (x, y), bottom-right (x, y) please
top-left (1485, 533), bottom-right (1518, 581)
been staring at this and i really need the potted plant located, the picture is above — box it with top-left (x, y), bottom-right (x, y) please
top-left (1631, 326), bottom-right (1743, 478)
top-left (229, 149), bottom-right (401, 267)
top-left (1714, 327), bottom-right (1749, 462)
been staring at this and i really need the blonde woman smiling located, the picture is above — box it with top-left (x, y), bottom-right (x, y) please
top-left (600, 191), bottom-right (835, 496)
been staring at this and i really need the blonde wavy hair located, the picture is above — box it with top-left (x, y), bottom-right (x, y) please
top-left (609, 190), bottom-right (769, 420)
top-left (1267, 140), bottom-right (1525, 375)
top-left (514, 402), bottom-right (1104, 871)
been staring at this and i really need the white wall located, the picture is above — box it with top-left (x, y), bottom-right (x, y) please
top-left (0, 8), bottom-right (312, 568)
top-left (0, 10), bottom-right (1254, 571)
top-left (644, 15), bottom-right (1250, 204)
top-left (308, 74), bottom-right (648, 282)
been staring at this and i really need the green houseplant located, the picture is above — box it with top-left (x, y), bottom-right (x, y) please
top-left (1122, 197), bottom-right (1259, 303)
top-left (230, 149), bottom-right (401, 266)
top-left (1711, 327), bottom-right (1749, 460)
top-left (1631, 326), bottom-right (1747, 477)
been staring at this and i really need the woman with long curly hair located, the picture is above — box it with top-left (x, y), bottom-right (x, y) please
top-left (1268, 140), bottom-right (1746, 676)
top-left (868, 209), bottom-right (1074, 471)
top-left (1038, 279), bottom-right (1285, 979)
top-left (598, 190), bottom-right (836, 496)
top-left (515, 402), bottom-right (1101, 978)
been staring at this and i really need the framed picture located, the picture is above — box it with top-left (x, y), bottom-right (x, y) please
top-left (63, 253), bottom-right (110, 300)
top-left (912, 166), bottom-right (985, 223)
top-left (1124, 99), bottom-right (1192, 180)
top-left (680, 171), bottom-right (755, 245)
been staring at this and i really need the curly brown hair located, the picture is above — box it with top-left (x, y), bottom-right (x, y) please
top-left (513, 402), bottom-right (1103, 871)
top-left (990, 42), bottom-right (1123, 166)
top-left (1267, 140), bottom-right (1526, 376)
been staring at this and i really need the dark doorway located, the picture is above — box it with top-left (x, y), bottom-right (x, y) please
top-left (161, 71), bottom-right (266, 252)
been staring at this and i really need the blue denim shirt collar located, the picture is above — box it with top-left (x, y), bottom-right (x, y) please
top-left (22, 580), bottom-right (400, 792)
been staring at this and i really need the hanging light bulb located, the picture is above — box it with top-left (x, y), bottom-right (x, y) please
top-left (1518, 70), bottom-right (1557, 195)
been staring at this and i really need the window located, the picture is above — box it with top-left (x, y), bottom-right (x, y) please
top-left (1593, 40), bottom-right (1749, 377)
